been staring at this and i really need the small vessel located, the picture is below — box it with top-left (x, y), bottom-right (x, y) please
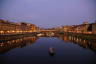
top-left (47, 32), bottom-right (55, 37)
top-left (49, 47), bottom-right (55, 56)
top-left (37, 33), bottom-right (43, 37)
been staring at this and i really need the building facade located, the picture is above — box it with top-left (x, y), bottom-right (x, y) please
top-left (0, 19), bottom-right (37, 34)
top-left (92, 22), bottom-right (96, 34)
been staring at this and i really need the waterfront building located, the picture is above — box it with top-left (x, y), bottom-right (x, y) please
top-left (68, 22), bottom-right (92, 34)
top-left (92, 21), bottom-right (96, 34)
top-left (0, 19), bottom-right (37, 34)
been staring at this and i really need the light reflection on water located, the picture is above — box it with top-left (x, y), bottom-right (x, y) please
top-left (0, 34), bottom-right (96, 64)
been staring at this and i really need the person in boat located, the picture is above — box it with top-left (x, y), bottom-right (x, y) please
top-left (49, 47), bottom-right (55, 56)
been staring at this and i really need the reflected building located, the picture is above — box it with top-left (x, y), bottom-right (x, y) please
top-left (0, 36), bottom-right (38, 54)
top-left (56, 34), bottom-right (96, 51)
top-left (57, 34), bottom-right (70, 43)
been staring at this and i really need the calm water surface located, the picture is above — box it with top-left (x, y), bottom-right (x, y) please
top-left (0, 35), bottom-right (96, 64)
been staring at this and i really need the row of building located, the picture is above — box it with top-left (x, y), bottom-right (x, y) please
top-left (0, 19), bottom-right (96, 35)
top-left (0, 19), bottom-right (38, 34)
top-left (55, 21), bottom-right (96, 34)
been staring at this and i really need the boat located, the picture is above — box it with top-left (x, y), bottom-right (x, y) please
top-left (37, 33), bottom-right (44, 37)
top-left (46, 32), bottom-right (55, 37)
top-left (49, 47), bottom-right (55, 56)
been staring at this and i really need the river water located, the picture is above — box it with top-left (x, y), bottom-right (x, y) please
top-left (0, 34), bottom-right (96, 64)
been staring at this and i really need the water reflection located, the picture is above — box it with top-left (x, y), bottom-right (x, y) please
top-left (0, 33), bottom-right (96, 54)
top-left (0, 36), bottom-right (38, 54)
top-left (56, 34), bottom-right (96, 52)
top-left (0, 34), bottom-right (96, 64)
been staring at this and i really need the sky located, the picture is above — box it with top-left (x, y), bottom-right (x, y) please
top-left (0, 0), bottom-right (96, 28)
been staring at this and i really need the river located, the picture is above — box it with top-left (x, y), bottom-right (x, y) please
top-left (0, 34), bottom-right (96, 64)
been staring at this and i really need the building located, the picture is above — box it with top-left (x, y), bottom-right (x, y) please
top-left (0, 19), bottom-right (37, 34)
top-left (92, 21), bottom-right (96, 34)
top-left (0, 19), bottom-right (21, 34)
top-left (68, 22), bottom-right (92, 34)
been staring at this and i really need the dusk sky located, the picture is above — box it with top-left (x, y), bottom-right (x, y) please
top-left (0, 0), bottom-right (96, 28)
